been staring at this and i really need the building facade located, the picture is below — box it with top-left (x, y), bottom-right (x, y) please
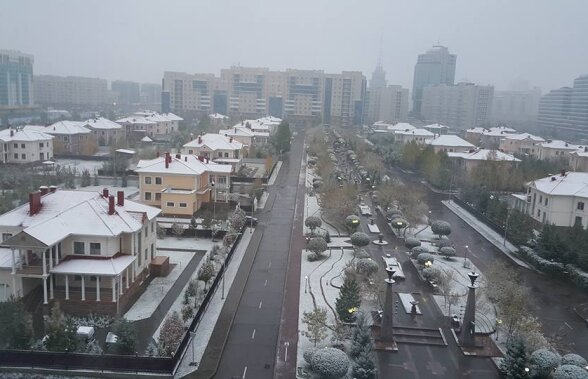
top-left (412, 45), bottom-right (456, 117)
top-left (34, 75), bottom-right (109, 108)
top-left (111, 80), bottom-right (140, 107)
top-left (24, 121), bottom-right (92, 155)
top-left (421, 82), bottom-right (494, 130)
top-left (538, 75), bottom-right (588, 137)
top-left (366, 85), bottom-right (409, 124)
top-left (0, 50), bottom-right (34, 109)
top-left (491, 88), bottom-right (541, 125)
top-left (0, 128), bottom-right (53, 163)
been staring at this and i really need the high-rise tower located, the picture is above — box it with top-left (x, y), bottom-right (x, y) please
top-left (412, 45), bottom-right (456, 117)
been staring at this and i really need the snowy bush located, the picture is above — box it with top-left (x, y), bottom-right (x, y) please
top-left (305, 216), bottom-right (323, 234)
top-left (437, 238), bottom-right (453, 249)
top-left (439, 247), bottom-right (456, 259)
top-left (303, 347), bottom-right (318, 365)
top-left (350, 232), bottom-right (370, 249)
top-left (431, 220), bottom-right (451, 238)
top-left (386, 209), bottom-right (403, 220)
top-left (422, 267), bottom-right (442, 282)
top-left (416, 253), bottom-right (435, 265)
top-left (552, 364), bottom-right (588, 379)
top-left (529, 348), bottom-right (561, 378)
top-left (355, 258), bottom-right (379, 277)
top-left (308, 237), bottom-right (328, 257)
top-left (390, 217), bottom-right (408, 230)
top-left (307, 252), bottom-right (320, 262)
top-left (410, 246), bottom-right (428, 259)
top-left (355, 249), bottom-right (371, 259)
top-left (310, 347), bottom-right (350, 378)
top-left (561, 353), bottom-right (588, 368)
top-left (405, 237), bottom-right (421, 249)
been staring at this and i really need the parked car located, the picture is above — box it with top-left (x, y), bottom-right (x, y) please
top-left (245, 216), bottom-right (258, 226)
top-left (382, 254), bottom-right (405, 279)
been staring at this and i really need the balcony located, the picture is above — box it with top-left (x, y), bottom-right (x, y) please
top-left (16, 264), bottom-right (47, 277)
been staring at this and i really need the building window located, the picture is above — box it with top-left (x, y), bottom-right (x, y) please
top-left (13, 143), bottom-right (18, 149)
top-left (578, 202), bottom-right (585, 211)
top-left (151, 243), bottom-right (155, 260)
top-left (145, 176), bottom-right (152, 184)
top-left (39, 143), bottom-right (43, 148)
top-left (155, 193), bottom-right (161, 201)
top-left (20, 144), bottom-right (25, 149)
top-left (539, 196), bottom-right (542, 204)
top-left (74, 242), bottom-right (85, 255)
top-left (21, 154), bottom-right (25, 160)
top-left (13, 153), bottom-right (17, 159)
top-left (155, 177), bottom-right (162, 185)
top-left (537, 210), bottom-right (541, 218)
top-left (188, 149), bottom-right (193, 154)
top-left (166, 202), bottom-right (174, 207)
top-left (2, 233), bottom-right (12, 242)
top-left (74, 275), bottom-right (82, 281)
top-left (545, 198), bottom-right (548, 206)
top-left (151, 220), bottom-right (155, 233)
top-left (89, 243), bottom-right (101, 255)
top-left (179, 202), bottom-right (187, 208)
top-left (224, 152), bottom-right (229, 158)
top-left (145, 192), bottom-right (151, 201)
top-left (218, 152), bottom-right (223, 157)
top-left (575, 216), bottom-right (583, 226)
top-left (144, 248), bottom-right (148, 262)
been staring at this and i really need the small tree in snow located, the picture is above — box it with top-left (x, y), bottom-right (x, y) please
top-left (310, 347), bottom-right (350, 379)
top-left (416, 253), bottom-right (435, 265)
top-left (112, 318), bottom-right (136, 355)
top-left (500, 335), bottom-right (528, 379)
top-left (431, 220), bottom-right (452, 239)
top-left (302, 307), bottom-right (328, 347)
top-left (198, 261), bottom-right (215, 290)
top-left (355, 258), bottom-right (379, 277)
top-left (305, 216), bottom-right (322, 235)
top-left (171, 223), bottom-right (184, 238)
top-left (350, 232), bottom-right (370, 252)
top-left (553, 365), bottom-right (588, 379)
top-left (405, 237), bottom-right (421, 250)
top-left (158, 311), bottom-right (184, 356)
top-left (335, 276), bottom-right (361, 323)
top-left (308, 237), bottom-right (328, 258)
top-left (410, 246), bottom-right (429, 259)
top-left (561, 354), bottom-right (588, 368)
top-left (529, 348), bottom-right (561, 378)
top-left (345, 215), bottom-right (361, 233)
top-left (439, 246), bottom-right (456, 259)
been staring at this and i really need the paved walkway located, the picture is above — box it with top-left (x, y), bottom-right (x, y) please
top-left (442, 200), bottom-right (532, 270)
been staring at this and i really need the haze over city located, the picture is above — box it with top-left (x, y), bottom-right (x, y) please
top-left (1, 0), bottom-right (587, 90)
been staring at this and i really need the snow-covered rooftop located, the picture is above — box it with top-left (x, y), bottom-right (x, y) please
top-left (50, 255), bottom-right (135, 276)
top-left (25, 121), bottom-right (90, 135)
top-left (219, 127), bottom-right (255, 137)
top-left (502, 132), bottom-right (545, 142)
top-left (81, 117), bottom-right (122, 130)
top-left (130, 111), bottom-right (183, 122)
top-left (386, 122), bottom-right (416, 132)
top-left (183, 133), bottom-right (243, 151)
top-left (0, 190), bottom-right (160, 247)
top-left (539, 140), bottom-right (578, 150)
top-left (0, 128), bottom-right (54, 142)
top-left (448, 149), bottom-right (520, 162)
top-left (141, 136), bottom-right (153, 142)
top-left (423, 123), bottom-right (449, 130)
top-left (135, 154), bottom-right (232, 176)
top-left (528, 172), bottom-right (588, 197)
top-left (467, 126), bottom-right (517, 136)
top-left (209, 113), bottom-right (229, 120)
top-left (394, 128), bottom-right (435, 137)
top-left (429, 135), bottom-right (475, 148)
top-left (116, 116), bottom-right (157, 125)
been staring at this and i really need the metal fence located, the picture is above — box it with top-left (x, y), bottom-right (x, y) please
top-left (451, 196), bottom-right (506, 237)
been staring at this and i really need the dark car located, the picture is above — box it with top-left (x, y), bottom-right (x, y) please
top-left (245, 216), bottom-right (258, 226)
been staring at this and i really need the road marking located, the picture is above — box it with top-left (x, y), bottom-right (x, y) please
top-left (564, 321), bottom-right (573, 330)
top-left (259, 300), bottom-right (263, 309)
top-left (268, 261), bottom-right (272, 269)
top-left (264, 279), bottom-right (268, 286)
top-left (251, 329), bottom-right (256, 339)
top-left (242, 366), bottom-right (248, 378)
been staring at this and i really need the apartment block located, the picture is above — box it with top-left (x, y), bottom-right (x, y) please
top-left (0, 50), bottom-right (34, 109)
top-left (34, 75), bottom-right (109, 108)
top-left (0, 127), bottom-right (53, 163)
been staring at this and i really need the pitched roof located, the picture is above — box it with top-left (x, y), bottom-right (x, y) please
top-left (386, 122), bottom-right (416, 132)
top-left (502, 132), bottom-right (545, 142)
top-left (429, 135), bottom-right (475, 148)
top-left (394, 128), bottom-right (435, 137)
top-left (448, 149), bottom-right (520, 161)
top-left (0, 190), bottom-right (159, 247)
top-left (0, 128), bottom-right (54, 142)
top-left (539, 140), bottom-right (578, 150)
top-left (135, 154), bottom-right (232, 176)
top-left (219, 127), bottom-right (255, 137)
top-left (528, 172), bottom-right (588, 197)
top-left (81, 117), bottom-right (122, 130)
top-left (25, 121), bottom-right (90, 135)
top-left (183, 133), bottom-right (243, 151)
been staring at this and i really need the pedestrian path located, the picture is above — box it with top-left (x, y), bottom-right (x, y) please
top-left (442, 200), bottom-right (532, 269)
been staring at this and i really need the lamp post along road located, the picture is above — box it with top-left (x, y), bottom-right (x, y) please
top-left (458, 271), bottom-right (479, 347)
top-left (381, 266), bottom-right (396, 342)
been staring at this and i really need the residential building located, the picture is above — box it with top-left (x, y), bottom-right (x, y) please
top-left (209, 113), bottom-right (230, 127)
top-left (537, 75), bottom-right (588, 136)
top-left (0, 188), bottom-right (160, 314)
top-left (412, 45), bottom-right (456, 116)
top-left (219, 117), bottom-right (275, 147)
top-left (428, 134), bottom-right (475, 153)
top-left (421, 82), bottom-right (494, 130)
top-left (569, 148), bottom-right (588, 172)
top-left (393, 128), bottom-right (435, 145)
top-left (366, 85), bottom-right (409, 124)
top-left (525, 171), bottom-right (588, 227)
top-left (536, 140), bottom-right (578, 161)
top-left (0, 127), bottom-right (53, 163)
top-left (117, 111), bottom-right (182, 139)
top-left (111, 80), bottom-right (140, 106)
top-left (448, 149), bottom-right (520, 172)
top-left (34, 75), bottom-right (108, 108)
top-left (423, 123), bottom-right (449, 135)
top-left (491, 88), bottom-right (541, 126)
top-left (498, 133), bottom-right (545, 156)
top-left (135, 152), bottom-right (232, 216)
top-left (464, 126), bottom-right (517, 148)
top-left (80, 117), bottom-right (124, 146)
top-left (140, 83), bottom-right (162, 109)
top-left (182, 133), bottom-right (244, 171)
top-left (24, 121), bottom-right (92, 155)
top-left (0, 50), bottom-right (34, 109)
top-left (162, 67), bottom-right (366, 127)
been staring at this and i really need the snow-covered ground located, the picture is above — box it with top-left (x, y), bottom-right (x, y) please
top-left (257, 191), bottom-right (270, 209)
top-left (157, 236), bottom-right (215, 252)
top-left (267, 161), bottom-right (282, 185)
top-left (75, 185), bottom-right (139, 199)
top-left (54, 159), bottom-right (106, 174)
top-left (305, 166), bottom-right (341, 237)
top-left (175, 228), bottom-right (254, 378)
top-left (125, 250), bottom-right (198, 321)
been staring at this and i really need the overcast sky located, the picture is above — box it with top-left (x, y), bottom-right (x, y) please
top-left (1, 0), bottom-right (586, 92)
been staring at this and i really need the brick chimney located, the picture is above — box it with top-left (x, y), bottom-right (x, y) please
top-left (29, 191), bottom-right (42, 215)
top-left (39, 186), bottom-right (49, 195)
top-left (175, 153), bottom-right (181, 159)
top-left (108, 195), bottom-right (115, 215)
top-left (198, 136), bottom-right (202, 144)
top-left (10, 129), bottom-right (14, 137)
top-left (156, 151), bottom-right (160, 158)
top-left (229, 137), bottom-right (233, 143)
top-left (103, 188), bottom-right (109, 198)
top-left (117, 191), bottom-right (124, 206)
top-left (49, 185), bottom-right (57, 193)
top-left (165, 152), bottom-right (170, 168)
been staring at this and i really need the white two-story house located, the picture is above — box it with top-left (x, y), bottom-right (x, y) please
top-left (182, 133), bottom-right (244, 172)
top-left (0, 128), bottom-right (54, 164)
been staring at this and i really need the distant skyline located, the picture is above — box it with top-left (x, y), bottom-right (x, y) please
top-left (1, 0), bottom-right (587, 92)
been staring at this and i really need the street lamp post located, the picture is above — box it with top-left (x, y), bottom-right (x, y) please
top-left (304, 276), bottom-right (308, 294)
top-left (211, 180), bottom-right (216, 221)
top-left (463, 245), bottom-right (469, 268)
top-left (503, 208), bottom-right (511, 246)
top-left (189, 331), bottom-right (197, 366)
top-left (381, 266), bottom-right (396, 342)
top-left (221, 258), bottom-right (226, 300)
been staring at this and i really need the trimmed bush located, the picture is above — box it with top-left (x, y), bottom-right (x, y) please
top-left (303, 347), bottom-right (318, 365)
top-left (305, 216), bottom-right (322, 234)
top-left (437, 238), bottom-right (453, 249)
top-left (350, 232), bottom-right (370, 249)
top-left (307, 252), bottom-right (320, 262)
top-left (529, 348), bottom-right (561, 378)
top-left (553, 364), bottom-right (588, 379)
top-left (431, 220), bottom-right (452, 238)
top-left (355, 249), bottom-right (371, 259)
top-left (310, 347), bottom-right (350, 378)
top-left (410, 246), bottom-right (429, 259)
top-left (386, 209), bottom-right (403, 220)
top-left (308, 237), bottom-right (328, 257)
top-left (405, 237), bottom-right (421, 249)
top-left (355, 258), bottom-right (379, 277)
top-left (561, 354), bottom-right (588, 368)
top-left (346, 215), bottom-right (361, 232)
top-left (416, 253), bottom-right (435, 265)
top-left (439, 247), bottom-right (457, 259)
top-left (390, 217), bottom-right (408, 230)
top-left (422, 267), bottom-right (442, 282)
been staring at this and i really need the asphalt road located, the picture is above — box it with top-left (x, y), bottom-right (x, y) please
top-left (213, 131), bottom-right (305, 379)
top-left (394, 167), bottom-right (588, 356)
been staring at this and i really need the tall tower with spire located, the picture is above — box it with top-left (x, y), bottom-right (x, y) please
top-left (370, 37), bottom-right (387, 89)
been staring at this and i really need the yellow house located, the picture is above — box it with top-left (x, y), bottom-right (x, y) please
top-left (135, 152), bottom-right (232, 217)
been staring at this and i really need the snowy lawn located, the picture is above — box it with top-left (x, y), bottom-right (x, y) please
top-left (54, 159), bottom-right (106, 174)
top-left (157, 236), bottom-right (215, 252)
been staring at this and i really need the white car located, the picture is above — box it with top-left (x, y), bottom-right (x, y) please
top-left (358, 204), bottom-right (372, 216)
top-left (382, 254), bottom-right (405, 279)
